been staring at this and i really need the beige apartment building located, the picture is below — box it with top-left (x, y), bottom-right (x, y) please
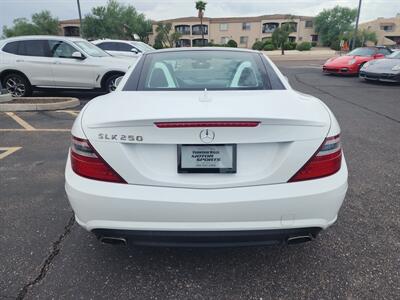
top-left (150, 14), bottom-right (318, 48)
top-left (59, 19), bottom-right (81, 36)
top-left (359, 14), bottom-right (400, 46)
top-left (58, 14), bottom-right (318, 48)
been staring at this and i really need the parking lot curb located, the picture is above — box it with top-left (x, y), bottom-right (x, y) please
top-left (0, 97), bottom-right (80, 112)
top-left (0, 94), bottom-right (12, 103)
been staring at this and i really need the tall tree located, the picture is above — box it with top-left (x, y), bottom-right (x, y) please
top-left (195, 1), bottom-right (207, 46)
top-left (272, 20), bottom-right (295, 55)
top-left (314, 6), bottom-right (357, 47)
top-left (3, 10), bottom-right (59, 37)
top-left (82, 0), bottom-right (152, 42)
top-left (154, 23), bottom-right (182, 48)
top-left (342, 29), bottom-right (377, 47)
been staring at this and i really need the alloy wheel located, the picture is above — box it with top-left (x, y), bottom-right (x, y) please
top-left (5, 77), bottom-right (26, 97)
top-left (107, 78), bottom-right (118, 93)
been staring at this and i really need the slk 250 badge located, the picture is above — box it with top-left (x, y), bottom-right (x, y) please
top-left (98, 133), bottom-right (143, 142)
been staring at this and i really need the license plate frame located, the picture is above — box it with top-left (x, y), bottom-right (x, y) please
top-left (177, 144), bottom-right (237, 174)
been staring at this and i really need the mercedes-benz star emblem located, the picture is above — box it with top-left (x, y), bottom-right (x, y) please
top-left (199, 129), bottom-right (215, 143)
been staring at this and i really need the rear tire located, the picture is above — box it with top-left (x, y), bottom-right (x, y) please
top-left (104, 74), bottom-right (122, 93)
top-left (3, 73), bottom-right (32, 97)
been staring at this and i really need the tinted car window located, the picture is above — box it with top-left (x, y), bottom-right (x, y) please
top-left (2, 41), bottom-right (19, 54)
top-left (74, 41), bottom-right (109, 57)
top-left (118, 43), bottom-right (136, 52)
top-left (377, 48), bottom-right (391, 55)
top-left (136, 51), bottom-right (272, 91)
top-left (348, 48), bottom-right (376, 56)
top-left (388, 51), bottom-right (400, 59)
top-left (132, 42), bottom-right (154, 52)
top-left (18, 40), bottom-right (49, 57)
top-left (97, 42), bottom-right (119, 51)
top-left (49, 40), bottom-right (78, 58)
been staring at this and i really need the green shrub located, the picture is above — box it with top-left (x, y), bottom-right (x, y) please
top-left (153, 39), bottom-right (164, 49)
top-left (311, 41), bottom-right (317, 47)
top-left (296, 41), bottom-right (312, 51)
top-left (330, 40), bottom-right (341, 51)
top-left (252, 41), bottom-right (264, 50)
top-left (207, 42), bottom-right (224, 47)
top-left (226, 39), bottom-right (237, 47)
top-left (282, 42), bottom-right (296, 50)
top-left (263, 44), bottom-right (275, 51)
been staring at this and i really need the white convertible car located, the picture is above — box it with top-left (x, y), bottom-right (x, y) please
top-left (65, 48), bottom-right (348, 247)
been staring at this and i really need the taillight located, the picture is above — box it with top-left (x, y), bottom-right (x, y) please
top-left (289, 134), bottom-right (342, 182)
top-left (154, 121), bottom-right (260, 128)
top-left (70, 136), bottom-right (126, 183)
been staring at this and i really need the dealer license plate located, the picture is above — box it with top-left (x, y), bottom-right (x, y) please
top-left (177, 144), bottom-right (237, 173)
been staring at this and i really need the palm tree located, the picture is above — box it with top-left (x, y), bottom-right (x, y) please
top-left (155, 22), bottom-right (182, 48)
top-left (272, 16), bottom-right (296, 55)
top-left (195, 1), bottom-right (207, 46)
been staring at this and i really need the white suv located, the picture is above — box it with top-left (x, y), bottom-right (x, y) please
top-left (0, 36), bottom-right (136, 97)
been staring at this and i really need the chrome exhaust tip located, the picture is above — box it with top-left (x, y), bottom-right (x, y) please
top-left (99, 236), bottom-right (127, 246)
top-left (287, 234), bottom-right (313, 245)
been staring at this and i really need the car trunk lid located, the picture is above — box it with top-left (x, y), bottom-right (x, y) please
top-left (81, 90), bottom-right (331, 188)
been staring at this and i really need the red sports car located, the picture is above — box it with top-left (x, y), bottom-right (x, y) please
top-left (323, 47), bottom-right (392, 75)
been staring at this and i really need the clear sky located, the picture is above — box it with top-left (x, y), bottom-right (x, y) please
top-left (1, 0), bottom-right (399, 33)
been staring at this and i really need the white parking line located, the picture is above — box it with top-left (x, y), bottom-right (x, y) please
top-left (56, 110), bottom-right (79, 117)
top-left (0, 128), bottom-right (70, 132)
top-left (282, 65), bottom-right (322, 69)
top-left (0, 147), bottom-right (22, 160)
top-left (5, 112), bottom-right (35, 130)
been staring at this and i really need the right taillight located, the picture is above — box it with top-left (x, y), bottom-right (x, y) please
top-left (289, 134), bottom-right (342, 182)
top-left (70, 136), bottom-right (126, 183)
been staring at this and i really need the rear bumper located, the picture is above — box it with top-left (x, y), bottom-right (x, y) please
top-left (359, 70), bottom-right (400, 82)
top-left (66, 155), bottom-right (348, 234)
top-left (93, 227), bottom-right (322, 247)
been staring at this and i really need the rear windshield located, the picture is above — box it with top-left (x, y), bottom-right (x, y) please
top-left (137, 50), bottom-right (272, 90)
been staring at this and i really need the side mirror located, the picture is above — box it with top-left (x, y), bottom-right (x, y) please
top-left (130, 48), bottom-right (139, 54)
top-left (71, 51), bottom-right (85, 59)
top-left (115, 76), bottom-right (123, 88)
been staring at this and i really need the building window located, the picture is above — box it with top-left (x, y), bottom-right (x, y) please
top-left (220, 37), bottom-right (230, 44)
top-left (305, 20), bottom-right (313, 28)
top-left (380, 25), bottom-right (394, 31)
top-left (288, 36), bottom-right (296, 43)
top-left (242, 22), bottom-right (251, 31)
top-left (240, 36), bottom-right (248, 44)
top-left (219, 23), bottom-right (228, 31)
top-left (262, 22), bottom-right (279, 33)
top-left (175, 25), bottom-right (190, 35)
top-left (192, 38), bottom-right (208, 46)
top-left (281, 22), bottom-right (297, 32)
top-left (192, 24), bottom-right (208, 35)
top-left (311, 34), bottom-right (318, 42)
top-left (176, 39), bottom-right (191, 47)
top-left (63, 26), bottom-right (80, 36)
top-left (262, 37), bottom-right (272, 42)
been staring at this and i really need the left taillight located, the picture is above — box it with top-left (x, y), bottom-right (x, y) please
top-left (289, 134), bottom-right (342, 182)
top-left (70, 136), bottom-right (126, 183)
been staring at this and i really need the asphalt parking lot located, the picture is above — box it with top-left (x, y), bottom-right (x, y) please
top-left (1, 60), bottom-right (399, 299)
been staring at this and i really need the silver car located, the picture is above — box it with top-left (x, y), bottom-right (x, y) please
top-left (359, 51), bottom-right (400, 83)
